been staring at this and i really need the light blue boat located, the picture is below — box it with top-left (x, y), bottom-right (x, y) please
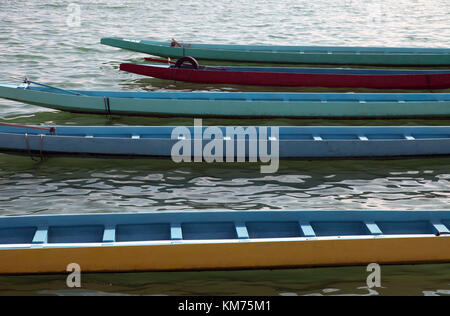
top-left (0, 210), bottom-right (449, 274)
top-left (1, 124), bottom-right (450, 159)
top-left (1, 82), bottom-right (450, 118)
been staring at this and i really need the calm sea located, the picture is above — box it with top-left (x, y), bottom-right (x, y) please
top-left (0, 0), bottom-right (449, 296)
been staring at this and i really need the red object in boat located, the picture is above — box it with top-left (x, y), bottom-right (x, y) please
top-left (120, 58), bottom-right (450, 89)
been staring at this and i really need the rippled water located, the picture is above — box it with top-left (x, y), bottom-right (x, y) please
top-left (0, 0), bottom-right (450, 296)
top-left (1, 264), bottom-right (450, 296)
top-left (0, 156), bottom-right (449, 216)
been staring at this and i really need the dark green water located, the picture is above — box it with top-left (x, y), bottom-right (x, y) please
top-left (0, 0), bottom-right (449, 295)
top-left (1, 264), bottom-right (449, 296)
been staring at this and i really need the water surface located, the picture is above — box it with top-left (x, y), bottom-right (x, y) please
top-left (0, 0), bottom-right (449, 296)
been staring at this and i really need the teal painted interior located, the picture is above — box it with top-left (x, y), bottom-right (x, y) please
top-left (246, 222), bottom-right (301, 238)
top-left (48, 225), bottom-right (104, 244)
top-left (0, 211), bottom-right (448, 248)
top-left (376, 221), bottom-right (434, 235)
top-left (0, 227), bottom-right (36, 244)
top-left (181, 222), bottom-right (237, 240)
top-left (311, 221), bottom-right (369, 236)
top-left (116, 224), bottom-right (170, 242)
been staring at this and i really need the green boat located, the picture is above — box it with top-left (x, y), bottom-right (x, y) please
top-left (101, 37), bottom-right (450, 66)
top-left (1, 81), bottom-right (450, 118)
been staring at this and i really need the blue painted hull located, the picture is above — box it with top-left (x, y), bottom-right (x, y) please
top-left (1, 125), bottom-right (450, 159)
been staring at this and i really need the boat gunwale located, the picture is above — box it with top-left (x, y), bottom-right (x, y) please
top-left (2, 126), bottom-right (450, 140)
top-left (0, 233), bottom-right (449, 250)
top-left (1, 209), bottom-right (449, 225)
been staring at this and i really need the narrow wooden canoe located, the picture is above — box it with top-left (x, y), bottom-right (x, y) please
top-left (0, 210), bottom-right (449, 274)
top-left (1, 124), bottom-right (450, 159)
top-left (120, 62), bottom-right (450, 89)
top-left (101, 37), bottom-right (450, 66)
top-left (1, 83), bottom-right (450, 118)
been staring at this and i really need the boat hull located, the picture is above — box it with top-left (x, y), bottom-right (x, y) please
top-left (120, 63), bottom-right (450, 89)
top-left (101, 37), bottom-right (450, 66)
top-left (1, 125), bottom-right (450, 159)
top-left (1, 84), bottom-right (450, 118)
top-left (1, 236), bottom-right (450, 274)
top-left (0, 210), bottom-right (449, 274)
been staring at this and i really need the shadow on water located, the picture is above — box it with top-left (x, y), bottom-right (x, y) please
top-left (0, 263), bottom-right (449, 296)
top-left (2, 110), bottom-right (450, 128)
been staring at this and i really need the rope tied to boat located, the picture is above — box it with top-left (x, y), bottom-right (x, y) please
top-left (172, 57), bottom-right (200, 82)
top-left (170, 38), bottom-right (183, 48)
top-left (24, 133), bottom-right (46, 161)
top-left (39, 134), bottom-right (44, 160)
top-left (170, 38), bottom-right (191, 57)
top-left (22, 77), bottom-right (83, 96)
top-left (0, 122), bottom-right (56, 134)
top-left (174, 56), bottom-right (199, 69)
top-left (104, 96), bottom-right (112, 117)
top-left (0, 122), bottom-right (55, 161)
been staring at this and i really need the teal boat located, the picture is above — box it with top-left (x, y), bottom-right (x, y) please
top-left (101, 37), bottom-right (450, 66)
top-left (1, 81), bottom-right (450, 118)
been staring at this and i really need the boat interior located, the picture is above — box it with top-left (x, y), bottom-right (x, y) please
top-left (0, 211), bottom-right (449, 246)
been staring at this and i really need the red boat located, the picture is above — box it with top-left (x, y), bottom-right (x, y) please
top-left (119, 57), bottom-right (450, 89)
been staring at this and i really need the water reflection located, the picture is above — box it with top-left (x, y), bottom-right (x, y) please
top-left (0, 264), bottom-right (448, 296)
top-left (0, 156), bottom-right (449, 215)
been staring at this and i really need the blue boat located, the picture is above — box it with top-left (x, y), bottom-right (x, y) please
top-left (0, 210), bottom-right (449, 274)
top-left (1, 124), bottom-right (450, 159)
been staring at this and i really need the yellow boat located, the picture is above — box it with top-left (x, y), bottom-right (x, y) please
top-left (0, 210), bottom-right (449, 274)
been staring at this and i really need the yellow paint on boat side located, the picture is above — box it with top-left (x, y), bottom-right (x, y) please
top-left (0, 236), bottom-right (449, 274)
